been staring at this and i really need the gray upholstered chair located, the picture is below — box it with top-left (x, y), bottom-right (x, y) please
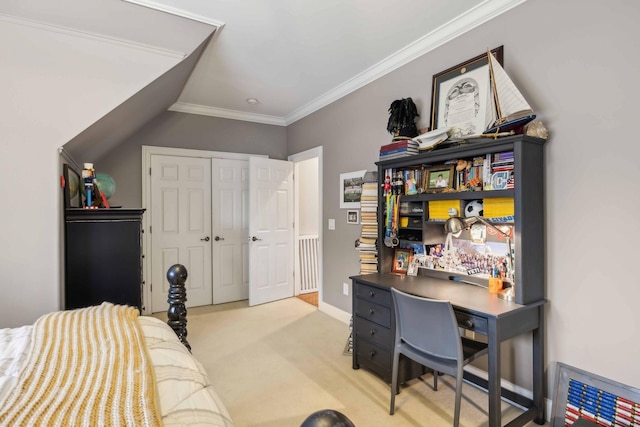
top-left (390, 288), bottom-right (488, 427)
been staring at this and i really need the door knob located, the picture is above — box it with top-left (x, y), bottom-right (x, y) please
top-left (201, 236), bottom-right (210, 242)
top-left (214, 236), bottom-right (225, 241)
top-left (250, 236), bottom-right (262, 241)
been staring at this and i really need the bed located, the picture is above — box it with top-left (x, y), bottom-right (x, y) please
top-left (0, 265), bottom-right (233, 427)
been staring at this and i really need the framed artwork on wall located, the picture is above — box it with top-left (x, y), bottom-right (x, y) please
top-left (347, 210), bottom-right (359, 224)
top-left (339, 170), bottom-right (366, 209)
top-left (430, 46), bottom-right (504, 138)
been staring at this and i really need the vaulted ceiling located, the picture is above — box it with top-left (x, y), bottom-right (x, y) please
top-left (131, 0), bottom-right (526, 125)
top-left (3, 0), bottom-right (526, 161)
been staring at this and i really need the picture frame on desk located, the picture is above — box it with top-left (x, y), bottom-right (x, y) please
top-left (339, 170), bottom-right (367, 209)
top-left (63, 164), bottom-right (82, 208)
top-left (430, 46), bottom-right (504, 138)
top-left (392, 248), bottom-right (413, 275)
top-left (425, 165), bottom-right (455, 192)
top-left (406, 260), bottom-right (419, 276)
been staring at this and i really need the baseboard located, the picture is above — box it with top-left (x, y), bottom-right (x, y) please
top-left (320, 302), bottom-right (552, 422)
top-left (318, 301), bottom-right (351, 325)
top-left (464, 365), bottom-right (552, 423)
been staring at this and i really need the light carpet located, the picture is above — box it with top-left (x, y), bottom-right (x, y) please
top-left (154, 298), bottom-right (546, 427)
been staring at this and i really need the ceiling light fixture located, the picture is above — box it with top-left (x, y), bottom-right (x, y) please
top-left (246, 98), bottom-right (260, 105)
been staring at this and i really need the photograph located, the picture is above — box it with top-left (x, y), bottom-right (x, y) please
top-left (63, 164), bottom-right (82, 208)
top-left (425, 165), bottom-right (455, 192)
top-left (392, 248), bottom-right (413, 275)
top-left (339, 170), bottom-right (367, 208)
top-left (430, 46), bottom-right (503, 138)
top-left (406, 260), bottom-right (419, 276)
top-left (347, 210), bottom-right (359, 224)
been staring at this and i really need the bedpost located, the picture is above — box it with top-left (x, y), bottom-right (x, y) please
top-left (166, 264), bottom-right (191, 352)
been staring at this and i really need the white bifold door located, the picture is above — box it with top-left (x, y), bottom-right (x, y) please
top-left (149, 154), bottom-right (293, 312)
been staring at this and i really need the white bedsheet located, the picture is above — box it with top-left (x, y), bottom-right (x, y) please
top-left (0, 316), bottom-right (233, 427)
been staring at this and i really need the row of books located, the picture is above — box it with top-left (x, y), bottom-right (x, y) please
top-left (485, 151), bottom-right (514, 190)
top-left (358, 181), bottom-right (378, 274)
top-left (379, 139), bottom-right (418, 161)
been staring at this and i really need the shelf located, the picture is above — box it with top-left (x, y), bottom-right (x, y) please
top-left (399, 189), bottom-right (514, 202)
top-left (376, 135), bottom-right (545, 305)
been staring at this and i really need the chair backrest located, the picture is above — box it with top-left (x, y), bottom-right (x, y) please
top-left (391, 288), bottom-right (461, 361)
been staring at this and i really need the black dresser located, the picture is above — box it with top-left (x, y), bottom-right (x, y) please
top-left (64, 208), bottom-right (145, 310)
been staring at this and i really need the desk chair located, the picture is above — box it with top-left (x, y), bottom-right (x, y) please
top-left (390, 288), bottom-right (488, 427)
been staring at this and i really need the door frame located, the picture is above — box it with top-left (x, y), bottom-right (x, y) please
top-left (288, 147), bottom-right (323, 307)
top-left (141, 145), bottom-right (265, 315)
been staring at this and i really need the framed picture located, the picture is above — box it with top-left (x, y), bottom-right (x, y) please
top-left (63, 164), bottom-right (83, 208)
top-left (339, 170), bottom-right (366, 209)
top-left (406, 260), bottom-right (419, 276)
top-left (347, 210), bottom-right (359, 224)
top-left (425, 165), bottom-right (455, 192)
top-left (430, 46), bottom-right (504, 138)
top-left (551, 362), bottom-right (640, 427)
top-left (392, 248), bottom-right (413, 275)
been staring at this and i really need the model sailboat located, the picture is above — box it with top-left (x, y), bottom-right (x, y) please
top-left (483, 50), bottom-right (536, 134)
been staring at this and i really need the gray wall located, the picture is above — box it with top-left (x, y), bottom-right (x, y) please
top-left (288, 0), bottom-right (640, 397)
top-left (98, 111), bottom-right (287, 207)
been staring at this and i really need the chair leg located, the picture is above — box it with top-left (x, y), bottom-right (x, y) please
top-left (433, 370), bottom-right (438, 391)
top-left (390, 350), bottom-right (400, 415)
top-left (453, 368), bottom-right (463, 427)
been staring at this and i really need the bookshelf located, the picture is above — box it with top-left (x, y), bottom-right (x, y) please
top-left (376, 135), bottom-right (545, 305)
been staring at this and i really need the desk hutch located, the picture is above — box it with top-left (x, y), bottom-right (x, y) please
top-left (351, 135), bottom-right (546, 426)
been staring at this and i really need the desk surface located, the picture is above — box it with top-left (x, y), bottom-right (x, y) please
top-left (350, 273), bottom-right (545, 319)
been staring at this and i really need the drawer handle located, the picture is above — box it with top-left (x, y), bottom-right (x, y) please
top-left (369, 290), bottom-right (375, 297)
top-left (465, 319), bottom-right (474, 329)
top-left (369, 308), bottom-right (375, 315)
top-left (369, 350), bottom-right (377, 358)
top-left (369, 329), bottom-right (376, 336)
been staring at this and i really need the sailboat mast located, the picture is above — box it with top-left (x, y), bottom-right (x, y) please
top-left (487, 49), bottom-right (503, 122)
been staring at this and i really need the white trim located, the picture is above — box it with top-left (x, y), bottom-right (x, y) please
top-left (0, 12), bottom-right (187, 59)
top-left (464, 365), bottom-right (552, 422)
top-left (288, 147), bottom-right (323, 301)
top-left (318, 301), bottom-right (351, 325)
top-left (141, 145), bottom-right (266, 314)
top-left (284, 0), bottom-right (526, 125)
top-left (162, 0), bottom-right (526, 126)
top-left (169, 102), bottom-right (287, 126)
top-left (121, 0), bottom-right (225, 28)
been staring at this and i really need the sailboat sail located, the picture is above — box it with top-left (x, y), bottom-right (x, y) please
top-left (484, 51), bottom-right (535, 134)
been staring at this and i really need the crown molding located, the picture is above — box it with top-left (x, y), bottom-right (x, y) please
top-left (283, 0), bottom-right (526, 125)
top-left (0, 12), bottom-right (187, 59)
top-left (121, 0), bottom-right (225, 29)
top-left (165, 0), bottom-right (526, 126)
top-left (169, 102), bottom-right (287, 126)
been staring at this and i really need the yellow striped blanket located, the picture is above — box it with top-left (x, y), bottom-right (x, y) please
top-left (0, 303), bottom-right (162, 427)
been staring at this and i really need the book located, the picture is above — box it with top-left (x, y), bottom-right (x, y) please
top-left (379, 147), bottom-right (419, 156)
top-left (380, 140), bottom-right (418, 152)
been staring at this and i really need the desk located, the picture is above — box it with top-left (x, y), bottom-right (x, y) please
top-left (351, 273), bottom-right (546, 427)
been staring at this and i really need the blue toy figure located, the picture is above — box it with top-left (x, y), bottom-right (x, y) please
top-left (82, 163), bottom-right (95, 207)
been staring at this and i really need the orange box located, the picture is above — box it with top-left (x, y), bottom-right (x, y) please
top-left (488, 277), bottom-right (503, 294)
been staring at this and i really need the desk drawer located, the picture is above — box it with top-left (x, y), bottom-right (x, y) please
top-left (355, 298), bottom-right (391, 328)
top-left (455, 311), bottom-right (488, 335)
top-left (355, 316), bottom-right (391, 348)
top-left (356, 339), bottom-right (391, 374)
top-left (355, 282), bottom-right (391, 306)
